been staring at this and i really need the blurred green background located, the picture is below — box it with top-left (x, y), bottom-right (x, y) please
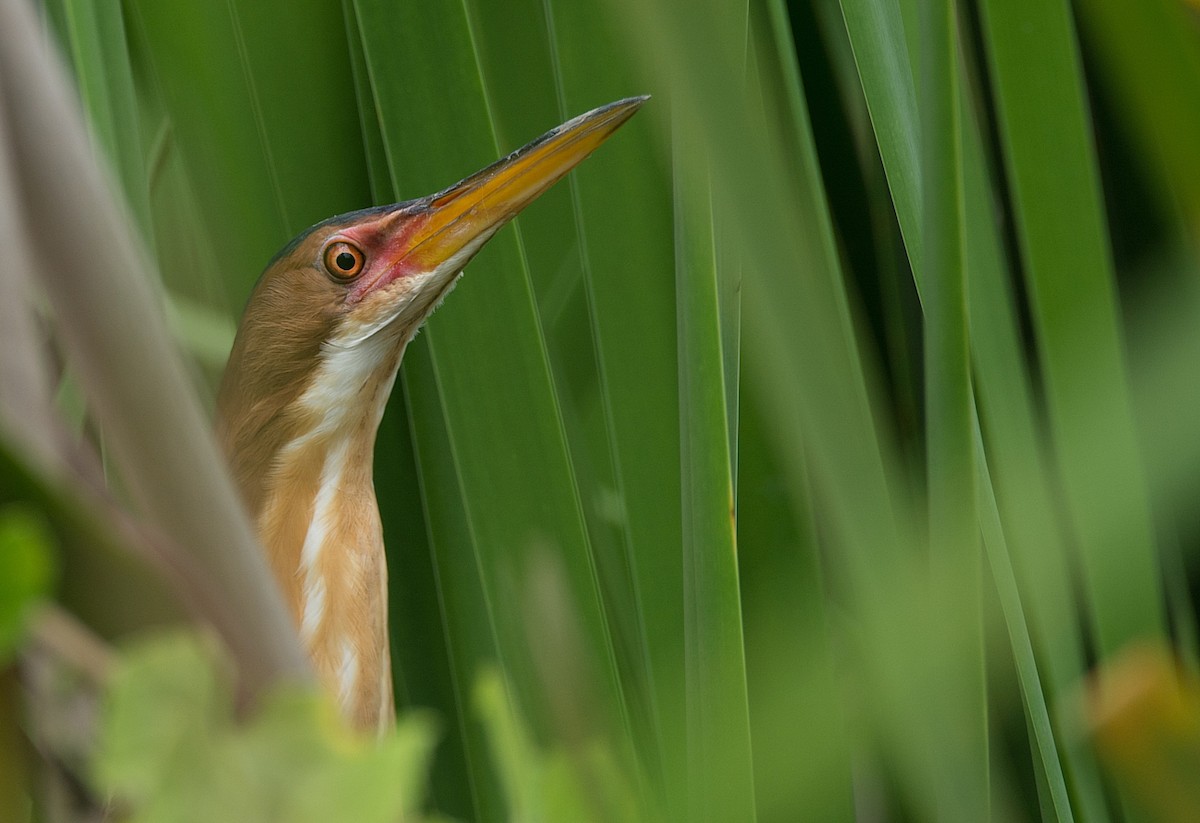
top-left (5, 0), bottom-right (1200, 819)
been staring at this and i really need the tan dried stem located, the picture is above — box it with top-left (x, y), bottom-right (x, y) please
top-left (0, 0), bottom-right (310, 696)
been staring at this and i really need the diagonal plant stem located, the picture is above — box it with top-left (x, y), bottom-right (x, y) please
top-left (0, 0), bottom-right (308, 698)
top-left (0, 91), bottom-right (61, 476)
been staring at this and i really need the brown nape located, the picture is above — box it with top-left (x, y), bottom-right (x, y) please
top-left (215, 233), bottom-right (346, 518)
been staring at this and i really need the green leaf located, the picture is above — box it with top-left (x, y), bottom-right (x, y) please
top-left (737, 393), bottom-right (854, 821)
top-left (123, 0), bottom-right (371, 303)
top-left (836, 0), bottom-right (922, 270)
top-left (353, 0), bottom-right (628, 759)
top-left (94, 632), bottom-right (438, 823)
top-left (975, 430), bottom-right (1074, 822)
top-left (93, 632), bottom-right (231, 806)
top-left (474, 667), bottom-right (640, 823)
top-left (164, 292), bottom-right (237, 369)
top-left (52, 0), bottom-right (151, 237)
top-left (672, 124), bottom-right (755, 822)
top-left (0, 505), bottom-right (56, 664)
top-left (1074, 0), bottom-right (1200, 226)
top-left (235, 689), bottom-right (437, 823)
top-left (837, 0), bottom-right (1109, 811)
top-left (979, 0), bottom-right (1166, 654)
top-left (918, 0), bottom-right (987, 814)
top-left (606, 0), bottom-right (908, 811)
top-left (488, 2), bottom-right (685, 797)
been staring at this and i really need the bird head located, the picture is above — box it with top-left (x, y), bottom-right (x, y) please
top-left (216, 97), bottom-right (646, 513)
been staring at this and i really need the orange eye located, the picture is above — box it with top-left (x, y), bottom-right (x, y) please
top-left (323, 241), bottom-right (365, 280)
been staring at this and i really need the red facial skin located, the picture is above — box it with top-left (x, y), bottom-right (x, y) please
top-left (335, 209), bottom-right (433, 305)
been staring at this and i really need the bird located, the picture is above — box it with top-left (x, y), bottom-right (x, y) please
top-left (214, 97), bottom-right (646, 733)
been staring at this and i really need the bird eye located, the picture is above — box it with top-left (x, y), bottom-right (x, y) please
top-left (323, 241), bottom-right (365, 280)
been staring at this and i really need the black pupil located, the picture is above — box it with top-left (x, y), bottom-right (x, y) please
top-left (335, 251), bottom-right (356, 271)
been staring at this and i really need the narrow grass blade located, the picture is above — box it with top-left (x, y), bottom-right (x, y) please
top-left (53, 0), bottom-right (150, 237)
top-left (353, 0), bottom-right (629, 770)
top-left (673, 126), bottom-right (755, 822)
top-left (651, 2), bottom-right (906, 567)
top-left (123, 0), bottom-right (370, 303)
top-left (919, 0), bottom-right (987, 814)
top-left (921, 0), bottom-right (972, 570)
top-left (961, 106), bottom-right (1110, 819)
top-left (836, 0), bottom-right (922, 269)
top-left (979, 0), bottom-right (1166, 654)
top-left (462, 1), bottom-right (682, 795)
top-left (401, 349), bottom-right (506, 822)
top-left (975, 426), bottom-right (1074, 822)
top-left (537, 4), bottom-right (685, 799)
top-left (837, 0), bottom-right (1110, 810)
top-left (744, 3), bottom-right (858, 818)
top-left (604, 0), bottom-right (909, 628)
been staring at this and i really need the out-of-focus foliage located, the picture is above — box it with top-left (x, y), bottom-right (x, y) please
top-left (0, 506), bottom-right (55, 664)
top-left (1086, 645), bottom-right (1200, 823)
top-left (92, 636), bottom-right (643, 823)
top-left (94, 632), bottom-right (437, 823)
top-left (473, 668), bottom-right (641, 823)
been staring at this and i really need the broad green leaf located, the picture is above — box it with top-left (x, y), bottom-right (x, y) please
top-left (94, 632), bottom-right (231, 806)
top-left (737, 392), bottom-right (854, 821)
top-left (400, 348), bottom-right (504, 822)
top-left (236, 689), bottom-right (437, 823)
top-left (979, 0), bottom-right (1166, 653)
top-left (406, 285), bottom-right (499, 802)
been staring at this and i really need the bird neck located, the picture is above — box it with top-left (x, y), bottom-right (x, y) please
top-left (219, 326), bottom-right (406, 731)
